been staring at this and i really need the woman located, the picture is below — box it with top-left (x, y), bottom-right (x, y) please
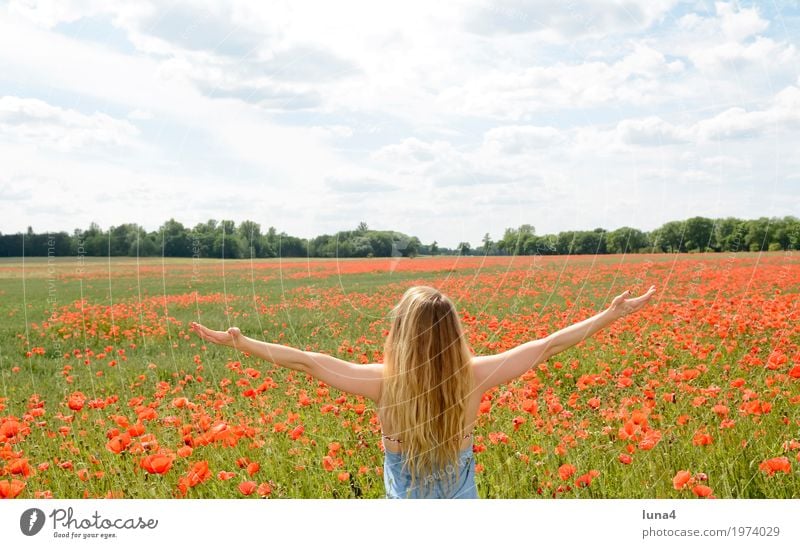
top-left (190, 283), bottom-right (657, 498)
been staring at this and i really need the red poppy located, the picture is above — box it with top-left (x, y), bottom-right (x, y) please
top-left (558, 463), bottom-right (576, 480)
top-left (106, 433), bottom-right (132, 454)
top-left (692, 485), bottom-right (713, 498)
top-left (692, 431), bottom-right (713, 446)
top-left (575, 470), bottom-right (599, 487)
top-left (0, 479), bottom-right (25, 499)
top-left (178, 460), bottom-right (212, 494)
top-left (759, 457), bottom-right (791, 476)
top-left (67, 392), bottom-right (86, 411)
top-left (140, 454), bottom-right (174, 474)
top-left (289, 424), bottom-right (304, 440)
top-left (7, 458), bottom-right (32, 477)
top-left (673, 470), bottom-right (691, 490)
top-left (186, 460), bottom-right (211, 483)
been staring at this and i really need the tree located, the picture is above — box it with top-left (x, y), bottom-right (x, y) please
top-left (651, 221), bottom-right (685, 253)
top-left (684, 216), bottom-right (715, 252)
top-left (430, 240), bottom-right (439, 255)
top-left (607, 227), bottom-right (648, 254)
top-left (237, 220), bottom-right (262, 257)
top-left (275, 232), bottom-right (307, 256)
top-left (211, 220), bottom-right (245, 258)
top-left (786, 217), bottom-right (800, 250)
top-left (357, 221), bottom-right (369, 233)
top-left (351, 235), bottom-right (374, 257)
top-left (481, 233), bottom-right (493, 255)
top-left (556, 231), bottom-right (577, 254)
top-left (129, 225), bottom-right (158, 256)
top-left (368, 232), bottom-right (394, 256)
top-left (572, 228), bottom-right (607, 254)
top-left (771, 216), bottom-right (794, 251)
top-left (499, 224), bottom-right (535, 255)
top-left (405, 236), bottom-right (421, 257)
top-left (456, 241), bottom-right (471, 255)
top-left (714, 217), bottom-right (747, 252)
top-left (108, 224), bottom-right (135, 256)
top-left (159, 218), bottom-right (190, 257)
top-left (78, 221), bottom-right (107, 255)
top-left (744, 217), bottom-right (772, 252)
top-left (262, 226), bottom-right (278, 258)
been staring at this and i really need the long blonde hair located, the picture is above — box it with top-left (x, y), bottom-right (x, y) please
top-left (379, 285), bottom-right (475, 496)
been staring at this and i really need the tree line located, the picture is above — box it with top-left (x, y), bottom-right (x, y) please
top-left (483, 216), bottom-right (800, 256)
top-left (1, 216), bottom-right (798, 258)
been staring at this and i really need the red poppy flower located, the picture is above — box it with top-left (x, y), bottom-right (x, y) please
top-left (289, 424), bottom-right (304, 440)
top-left (558, 463), bottom-right (576, 480)
top-left (575, 470), bottom-right (599, 487)
top-left (759, 457), bottom-right (791, 476)
top-left (140, 454), bottom-right (174, 474)
top-left (673, 470), bottom-right (691, 490)
top-left (0, 479), bottom-right (26, 499)
top-left (106, 433), bottom-right (132, 454)
top-left (692, 485), bottom-right (713, 498)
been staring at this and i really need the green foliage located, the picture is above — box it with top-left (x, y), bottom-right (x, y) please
top-left (3, 216), bottom-right (799, 258)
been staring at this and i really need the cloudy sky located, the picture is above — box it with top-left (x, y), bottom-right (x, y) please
top-left (1, 0), bottom-right (798, 249)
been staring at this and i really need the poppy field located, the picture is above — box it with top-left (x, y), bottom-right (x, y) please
top-left (0, 252), bottom-right (799, 499)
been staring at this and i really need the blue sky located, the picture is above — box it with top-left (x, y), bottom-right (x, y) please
top-left (0, 0), bottom-right (798, 249)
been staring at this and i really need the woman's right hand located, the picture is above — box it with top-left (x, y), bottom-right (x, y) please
top-left (608, 285), bottom-right (657, 319)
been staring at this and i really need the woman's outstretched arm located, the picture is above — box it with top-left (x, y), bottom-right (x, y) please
top-left (471, 285), bottom-right (657, 392)
top-left (189, 322), bottom-right (383, 402)
top-left (544, 285), bottom-right (657, 356)
top-left (190, 322), bottom-right (307, 371)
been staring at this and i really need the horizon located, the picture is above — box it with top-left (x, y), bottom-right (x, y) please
top-left (3, 212), bottom-right (798, 251)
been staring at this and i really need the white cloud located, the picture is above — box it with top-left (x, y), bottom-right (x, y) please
top-left (616, 116), bottom-right (688, 145)
top-left (324, 175), bottom-right (400, 193)
top-left (676, 2), bottom-right (768, 42)
top-left (462, 0), bottom-right (678, 40)
top-left (0, 9), bottom-right (345, 182)
top-left (435, 43), bottom-right (689, 120)
top-left (1, 0), bottom-right (799, 247)
top-left (370, 138), bottom-right (452, 171)
top-left (0, 96), bottom-right (140, 151)
top-left (689, 35), bottom-right (798, 73)
top-left (613, 83), bottom-right (800, 146)
top-left (693, 86), bottom-right (800, 140)
top-left (127, 109), bottom-right (152, 120)
top-left (715, 1), bottom-right (769, 42)
top-left (309, 125), bottom-right (354, 140)
top-left (670, 2), bottom-right (795, 77)
top-left (8, 0), bottom-right (109, 28)
top-left (482, 125), bottom-right (566, 153)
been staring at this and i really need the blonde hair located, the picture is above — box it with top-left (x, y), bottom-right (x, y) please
top-left (379, 285), bottom-right (475, 496)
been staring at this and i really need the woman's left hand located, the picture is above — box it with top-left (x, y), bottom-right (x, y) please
top-left (189, 321), bottom-right (242, 347)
